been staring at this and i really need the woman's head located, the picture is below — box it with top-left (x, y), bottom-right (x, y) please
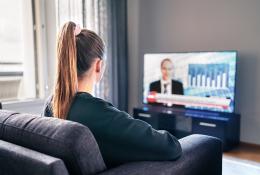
top-left (53, 21), bottom-right (105, 119)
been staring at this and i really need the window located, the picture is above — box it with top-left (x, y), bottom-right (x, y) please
top-left (0, 0), bottom-right (37, 101)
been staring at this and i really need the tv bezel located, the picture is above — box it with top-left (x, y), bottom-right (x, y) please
top-left (142, 50), bottom-right (238, 114)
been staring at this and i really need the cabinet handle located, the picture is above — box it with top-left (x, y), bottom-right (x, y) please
top-left (138, 113), bottom-right (151, 118)
top-left (199, 122), bottom-right (216, 127)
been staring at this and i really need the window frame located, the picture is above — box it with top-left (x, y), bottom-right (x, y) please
top-left (1, 0), bottom-right (56, 115)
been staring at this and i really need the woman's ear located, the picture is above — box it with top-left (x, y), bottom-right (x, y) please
top-left (95, 59), bottom-right (105, 82)
top-left (95, 59), bottom-right (102, 73)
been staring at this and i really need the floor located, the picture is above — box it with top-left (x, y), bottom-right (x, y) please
top-left (224, 143), bottom-right (260, 163)
top-left (222, 143), bottom-right (260, 175)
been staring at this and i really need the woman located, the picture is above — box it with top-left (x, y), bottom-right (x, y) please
top-left (43, 21), bottom-right (182, 168)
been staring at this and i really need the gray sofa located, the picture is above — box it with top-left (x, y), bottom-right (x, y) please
top-left (0, 110), bottom-right (222, 175)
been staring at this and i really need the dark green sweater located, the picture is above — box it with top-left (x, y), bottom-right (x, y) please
top-left (43, 92), bottom-right (182, 167)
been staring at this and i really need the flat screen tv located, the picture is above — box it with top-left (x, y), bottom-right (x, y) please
top-left (143, 51), bottom-right (237, 113)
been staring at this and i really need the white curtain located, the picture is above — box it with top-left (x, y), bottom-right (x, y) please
top-left (56, 0), bottom-right (83, 27)
top-left (84, 0), bottom-right (111, 101)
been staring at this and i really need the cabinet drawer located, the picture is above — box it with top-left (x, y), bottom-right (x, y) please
top-left (192, 118), bottom-right (227, 140)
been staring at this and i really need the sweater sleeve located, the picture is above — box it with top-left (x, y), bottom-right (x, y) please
top-left (90, 101), bottom-right (182, 167)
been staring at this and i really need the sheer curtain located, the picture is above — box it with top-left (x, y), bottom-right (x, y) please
top-left (56, 0), bottom-right (128, 111)
top-left (84, 0), bottom-right (111, 101)
top-left (56, 0), bottom-right (83, 27)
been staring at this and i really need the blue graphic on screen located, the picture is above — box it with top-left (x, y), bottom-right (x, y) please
top-left (184, 54), bottom-right (236, 113)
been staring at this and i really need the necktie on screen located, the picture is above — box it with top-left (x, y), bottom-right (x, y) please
top-left (163, 83), bottom-right (168, 94)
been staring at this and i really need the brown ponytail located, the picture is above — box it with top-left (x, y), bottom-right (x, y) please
top-left (53, 22), bottom-right (78, 119)
top-left (52, 21), bottom-right (105, 119)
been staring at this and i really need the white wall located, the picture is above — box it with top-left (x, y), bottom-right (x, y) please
top-left (128, 0), bottom-right (260, 144)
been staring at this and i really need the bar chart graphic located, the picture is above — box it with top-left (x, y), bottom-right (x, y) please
top-left (188, 64), bottom-right (229, 89)
top-left (186, 63), bottom-right (234, 112)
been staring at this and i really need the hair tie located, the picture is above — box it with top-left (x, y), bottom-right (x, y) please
top-left (74, 24), bottom-right (81, 36)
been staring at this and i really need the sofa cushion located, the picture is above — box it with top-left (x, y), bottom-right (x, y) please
top-left (98, 134), bottom-right (222, 175)
top-left (0, 110), bottom-right (106, 175)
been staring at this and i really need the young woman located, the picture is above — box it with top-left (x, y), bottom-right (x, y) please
top-left (43, 21), bottom-right (182, 168)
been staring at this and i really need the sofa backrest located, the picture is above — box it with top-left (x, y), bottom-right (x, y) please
top-left (0, 110), bottom-right (106, 175)
top-left (0, 140), bottom-right (69, 175)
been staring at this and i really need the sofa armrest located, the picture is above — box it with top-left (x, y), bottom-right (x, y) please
top-left (0, 140), bottom-right (69, 175)
top-left (98, 134), bottom-right (222, 175)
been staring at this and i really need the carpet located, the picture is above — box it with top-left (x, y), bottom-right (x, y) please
top-left (223, 155), bottom-right (260, 175)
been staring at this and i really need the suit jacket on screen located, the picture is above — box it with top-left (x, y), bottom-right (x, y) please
top-left (149, 80), bottom-right (184, 95)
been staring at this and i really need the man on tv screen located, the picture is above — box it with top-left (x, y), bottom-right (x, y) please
top-left (149, 58), bottom-right (184, 95)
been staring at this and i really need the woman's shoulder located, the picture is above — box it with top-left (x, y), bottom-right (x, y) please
top-left (76, 92), bottom-right (112, 106)
top-left (75, 92), bottom-right (128, 117)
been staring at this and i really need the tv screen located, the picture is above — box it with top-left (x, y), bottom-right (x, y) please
top-left (143, 51), bottom-right (237, 113)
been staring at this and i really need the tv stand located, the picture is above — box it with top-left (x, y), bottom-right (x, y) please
top-left (133, 105), bottom-right (240, 151)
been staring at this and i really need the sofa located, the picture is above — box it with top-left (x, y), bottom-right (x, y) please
top-left (0, 109), bottom-right (222, 175)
